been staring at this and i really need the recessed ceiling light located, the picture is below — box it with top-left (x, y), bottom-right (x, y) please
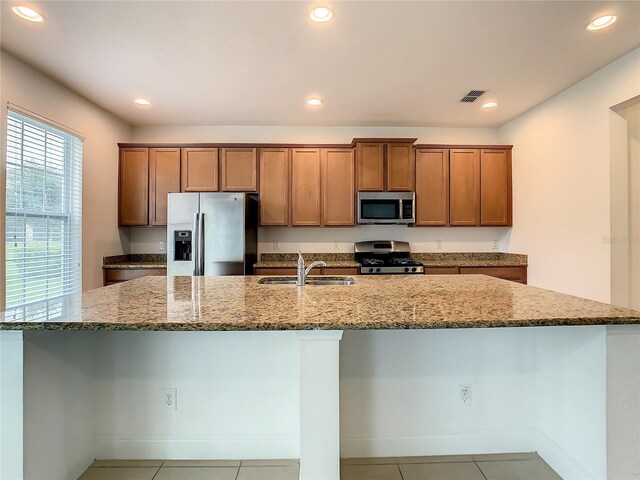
top-left (307, 97), bottom-right (323, 106)
top-left (586, 14), bottom-right (617, 31)
top-left (11, 5), bottom-right (45, 23)
top-left (134, 98), bottom-right (151, 106)
top-left (310, 6), bottom-right (334, 23)
top-left (482, 102), bottom-right (498, 109)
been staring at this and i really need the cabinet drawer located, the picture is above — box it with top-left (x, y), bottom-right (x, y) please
top-left (460, 266), bottom-right (527, 284)
top-left (254, 268), bottom-right (297, 275)
top-left (424, 267), bottom-right (460, 275)
top-left (254, 267), bottom-right (355, 276)
top-left (323, 267), bottom-right (359, 275)
top-left (104, 268), bottom-right (167, 285)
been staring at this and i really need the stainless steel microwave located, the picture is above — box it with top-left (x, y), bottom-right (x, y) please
top-left (357, 192), bottom-right (415, 225)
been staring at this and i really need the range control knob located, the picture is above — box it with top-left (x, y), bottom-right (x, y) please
top-left (404, 267), bottom-right (409, 273)
top-left (412, 267), bottom-right (417, 272)
top-left (368, 268), bottom-right (374, 273)
top-left (376, 267), bottom-right (381, 273)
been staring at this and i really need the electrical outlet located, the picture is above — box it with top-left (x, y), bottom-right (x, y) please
top-left (436, 240), bottom-right (443, 251)
top-left (459, 384), bottom-right (471, 406)
top-left (334, 241), bottom-right (339, 251)
top-left (492, 240), bottom-right (499, 251)
top-left (162, 388), bottom-right (177, 411)
top-left (159, 241), bottom-right (166, 252)
top-left (273, 241), bottom-right (280, 251)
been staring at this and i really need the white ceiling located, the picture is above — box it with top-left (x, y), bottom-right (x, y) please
top-left (1, 1), bottom-right (639, 128)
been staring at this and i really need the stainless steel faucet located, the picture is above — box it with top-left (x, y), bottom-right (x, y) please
top-left (297, 251), bottom-right (327, 286)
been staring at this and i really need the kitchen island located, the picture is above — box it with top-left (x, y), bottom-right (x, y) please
top-left (1, 275), bottom-right (639, 480)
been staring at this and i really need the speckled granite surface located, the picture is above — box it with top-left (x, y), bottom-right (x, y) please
top-left (1, 275), bottom-right (638, 331)
top-left (103, 254), bottom-right (167, 270)
top-left (254, 252), bottom-right (527, 269)
top-left (255, 253), bottom-right (359, 268)
top-left (414, 253), bottom-right (528, 268)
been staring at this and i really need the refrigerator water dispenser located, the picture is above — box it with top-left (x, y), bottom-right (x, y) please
top-left (174, 230), bottom-right (192, 261)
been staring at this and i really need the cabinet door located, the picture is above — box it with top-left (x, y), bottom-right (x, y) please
top-left (449, 149), bottom-right (480, 226)
top-left (181, 148), bottom-right (218, 192)
top-left (460, 266), bottom-right (527, 284)
top-left (259, 148), bottom-right (290, 226)
top-left (220, 147), bottom-right (257, 192)
top-left (291, 148), bottom-right (322, 226)
top-left (480, 149), bottom-right (512, 226)
top-left (415, 149), bottom-right (449, 226)
top-left (119, 148), bottom-right (149, 226)
top-left (424, 267), bottom-right (459, 275)
top-left (322, 148), bottom-right (355, 226)
top-left (387, 143), bottom-right (415, 191)
top-left (356, 143), bottom-right (384, 191)
top-left (149, 148), bottom-right (181, 226)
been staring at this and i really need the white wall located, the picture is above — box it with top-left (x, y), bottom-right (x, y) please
top-left (131, 125), bottom-right (500, 145)
top-left (610, 108), bottom-right (631, 307)
top-left (340, 329), bottom-right (537, 457)
top-left (92, 332), bottom-right (301, 460)
top-left (23, 331), bottom-right (96, 480)
top-left (129, 125), bottom-right (511, 254)
top-left (534, 327), bottom-right (608, 480)
top-left (499, 47), bottom-right (640, 303)
top-left (627, 103), bottom-right (640, 310)
top-left (606, 326), bottom-right (640, 480)
top-left (0, 50), bottom-right (132, 304)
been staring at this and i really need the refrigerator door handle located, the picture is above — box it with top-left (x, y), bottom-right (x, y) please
top-left (193, 213), bottom-right (199, 276)
top-left (199, 213), bottom-right (205, 275)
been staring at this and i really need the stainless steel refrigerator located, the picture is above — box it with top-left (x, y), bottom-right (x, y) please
top-left (167, 193), bottom-right (258, 276)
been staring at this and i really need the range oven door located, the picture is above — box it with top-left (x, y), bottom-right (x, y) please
top-left (357, 192), bottom-right (415, 224)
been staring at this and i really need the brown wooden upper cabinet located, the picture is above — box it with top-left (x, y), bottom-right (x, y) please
top-left (415, 149), bottom-right (449, 226)
top-left (149, 148), bottom-right (181, 226)
top-left (356, 141), bottom-right (414, 191)
top-left (387, 143), bottom-right (415, 191)
top-left (259, 148), bottom-right (290, 226)
top-left (119, 148), bottom-right (149, 226)
top-left (449, 149), bottom-right (480, 226)
top-left (480, 149), bottom-right (512, 226)
top-left (322, 148), bottom-right (355, 226)
top-left (291, 148), bottom-right (322, 226)
top-left (181, 147), bottom-right (218, 192)
top-left (356, 143), bottom-right (384, 191)
top-left (220, 147), bottom-right (257, 192)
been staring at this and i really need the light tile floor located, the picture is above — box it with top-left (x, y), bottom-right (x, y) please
top-left (78, 453), bottom-right (562, 480)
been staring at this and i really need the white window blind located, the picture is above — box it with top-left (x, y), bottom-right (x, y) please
top-left (5, 109), bottom-right (83, 308)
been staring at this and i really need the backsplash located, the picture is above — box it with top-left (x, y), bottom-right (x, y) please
top-left (123, 225), bottom-right (513, 256)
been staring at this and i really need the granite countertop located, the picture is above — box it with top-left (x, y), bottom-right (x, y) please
top-left (255, 253), bottom-right (360, 268)
top-left (254, 252), bottom-right (527, 269)
top-left (414, 253), bottom-right (528, 268)
top-left (103, 254), bottom-right (167, 270)
top-left (1, 275), bottom-right (638, 332)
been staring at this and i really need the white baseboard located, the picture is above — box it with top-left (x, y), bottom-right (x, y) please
top-left (94, 434), bottom-right (300, 460)
top-left (534, 430), bottom-right (599, 480)
top-left (340, 427), bottom-right (537, 458)
top-left (91, 429), bottom-right (596, 480)
top-left (44, 449), bottom-right (95, 480)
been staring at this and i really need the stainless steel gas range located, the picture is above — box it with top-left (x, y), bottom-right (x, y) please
top-left (354, 240), bottom-right (424, 275)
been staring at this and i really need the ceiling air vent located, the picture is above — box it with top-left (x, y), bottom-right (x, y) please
top-left (460, 90), bottom-right (486, 103)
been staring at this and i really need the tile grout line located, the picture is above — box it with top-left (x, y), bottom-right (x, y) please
top-left (475, 461), bottom-right (489, 480)
top-left (149, 460), bottom-right (165, 480)
top-left (234, 462), bottom-right (241, 480)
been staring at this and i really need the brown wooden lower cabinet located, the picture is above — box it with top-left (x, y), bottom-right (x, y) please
top-left (424, 267), bottom-right (460, 275)
top-left (254, 267), bottom-right (358, 276)
top-left (425, 266), bottom-right (527, 284)
top-left (459, 266), bottom-right (527, 284)
top-left (103, 268), bottom-right (167, 286)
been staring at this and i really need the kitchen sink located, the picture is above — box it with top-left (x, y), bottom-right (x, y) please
top-left (257, 276), bottom-right (355, 286)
